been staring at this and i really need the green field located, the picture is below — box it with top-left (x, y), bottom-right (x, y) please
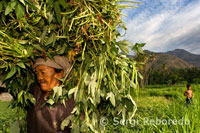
top-left (0, 101), bottom-right (17, 133)
top-left (131, 84), bottom-right (200, 132)
top-left (106, 84), bottom-right (200, 132)
top-left (1, 84), bottom-right (200, 132)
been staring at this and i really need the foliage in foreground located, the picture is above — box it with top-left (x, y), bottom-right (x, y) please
top-left (2, 85), bottom-right (200, 132)
top-left (0, 0), bottom-right (141, 132)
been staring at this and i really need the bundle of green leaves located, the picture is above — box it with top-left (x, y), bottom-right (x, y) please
top-left (0, 0), bottom-right (141, 132)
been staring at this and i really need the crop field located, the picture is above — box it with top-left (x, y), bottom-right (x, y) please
top-left (130, 84), bottom-right (200, 132)
top-left (1, 84), bottom-right (200, 132)
top-left (106, 84), bottom-right (200, 132)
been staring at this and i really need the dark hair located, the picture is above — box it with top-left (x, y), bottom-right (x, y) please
top-left (187, 84), bottom-right (191, 88)
top-left (54, 68), bottom-right (63, 73)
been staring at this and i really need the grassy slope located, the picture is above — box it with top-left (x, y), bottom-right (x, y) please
top-left (0, 101), bottom-right (18, 132)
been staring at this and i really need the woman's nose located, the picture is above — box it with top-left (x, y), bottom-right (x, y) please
top-left (37, 72), bottom-right (43, 80)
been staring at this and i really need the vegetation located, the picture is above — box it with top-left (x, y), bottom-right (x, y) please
top-left (131, 46), bottom-right (200, 86)
top-left (1, 0), bottom-right (199, 132)
top-left (148, 67), bottom-right (200, 85)
top-left (0, 101), bottom-right (22, 133)
top-left (133, 84), bottom-right (200, 132)
top-left (2, 84), bottom-right (200, 132)
top-left (104, 84), bottom-right (200, 132)
top-left (0, 0), bottom-right (141, 132)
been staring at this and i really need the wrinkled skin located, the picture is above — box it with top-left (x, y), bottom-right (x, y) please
top-left (35, 65), bottom-right (63, 96)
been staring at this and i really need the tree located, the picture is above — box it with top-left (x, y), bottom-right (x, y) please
top-left (131, 44), bottom-right (157, 87)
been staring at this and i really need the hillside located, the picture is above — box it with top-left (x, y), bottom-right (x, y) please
top-left (166, 49), bottom-right (200, 66)
top-left (146, 52), bottom-right (194, 70)
top-left (127, 50), bottom-right (195, 70)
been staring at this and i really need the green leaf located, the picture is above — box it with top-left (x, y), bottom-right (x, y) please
top-left (71, 120), bottom-right (80, 133)
top-left (29, 97), bottom-right (36, 105)
top-left (89, 80), bottom-right (97, 98)
top-left (53, 86), bottom-right (63, 100)
top-left (117, 40), bottom-right (131, 55)
top-left (17, 62), bottom-right (26, 69)
top-left (17, 67), bottom-right (21, 76)
top-left (102, 44), bottom-right (107, 53)
top-left (15, 2), bottom-right (25, 19)
top-left (11, 1), bottom-right (17, 9)
top-left (17, 91), bottom-right (24, 99)
top-left (19, 0), bottom-right (25, 5)
top-left (95, 90), bottom-right (100, 104)
top-left (138, 72), bottom-right (143, 79)
top-left (92, 112), bottom-right (97, 126)
top-left (88, 97), bottom-right (95, 105)
top-left (33, 45), bottom-right (43, 51)
top-left (5, 66), bottom-right (17, 80)
top-left (68, 86), bottom-right (78, 99)
top-left (80, 123), bottom-right (88, 132)
top-left (106, 92), bottom-right (116, 107)
top-left (0, 2), bottom-right (3, 12)
top-left (124, 94), bottom-right (137, 119)
top-left (47, 99), bottom-right (55, 105)
top-left (5, 3), bottom-right (14, 15)
top-left (52, 86), bottom-right (58, 98)
top-left (57, 86), bottom-right (62, 96)
top-left (54, 2), bottom-right (61, 23)
top-left (117, 40), bottom-right (132, 46)
top-left (57, 43), bottom-right (67, 54)
top-left (61, 115), bottom-right (74, 130)
top-left (84, 73), bottom-right (91, 85)
top-left (25, 0), bottom-right (38, 10)
top-left (41, 26), bottom-right (48, 45)
top-left (118, 45), bottom-right (129, 55)
top-left (45, 33), bottom-right (56, 46)
top-left (47, 12), bottom-right (53, 24)
top-left (138, 43), bottom-right (146, 47)
top-left (58, 0), bottom-right (68, 7)
top-left (122, 107), bottom-right (126, 123)
top-left (138, 47), bottom-right (144, 54)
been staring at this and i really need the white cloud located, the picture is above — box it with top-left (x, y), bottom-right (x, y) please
top-left (122, 0), bottom-right (200, 54)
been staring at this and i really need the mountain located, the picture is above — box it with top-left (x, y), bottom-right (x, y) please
top-left (144, 51), bottom-right (194, 70)
top-left (127, 49), bottom-right (198, 70)
top-left (166, 49), bottom-right (200, 67)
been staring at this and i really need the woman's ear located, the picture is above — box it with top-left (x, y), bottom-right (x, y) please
top-left (56, 70), bottom-right (64, 79)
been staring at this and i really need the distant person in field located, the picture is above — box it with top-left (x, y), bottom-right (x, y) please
top-left (184, 84), bottom-right (193, 105)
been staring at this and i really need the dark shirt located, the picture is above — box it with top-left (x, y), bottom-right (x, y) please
top-left (27, 85), bottom-right (75, 133)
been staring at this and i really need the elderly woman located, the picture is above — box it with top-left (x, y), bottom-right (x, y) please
top-left (27, 56), bottom-right (75, 133)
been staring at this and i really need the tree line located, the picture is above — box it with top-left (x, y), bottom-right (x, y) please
top-left (148, 67), bottom-right (200, 85)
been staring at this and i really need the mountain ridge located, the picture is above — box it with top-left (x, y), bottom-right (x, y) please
top-left (127, 49), bottom-right (199, 69)
top-left (166, 49), bottom-right (200, 66)
top-left (144, 50), bottom-right (194, 70)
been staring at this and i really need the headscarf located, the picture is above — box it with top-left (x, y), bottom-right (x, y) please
top-left (33, 56), bottom-right (71, 77)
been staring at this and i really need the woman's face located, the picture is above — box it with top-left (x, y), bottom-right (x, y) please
top-left (35, 65), bottom-right (61, 92)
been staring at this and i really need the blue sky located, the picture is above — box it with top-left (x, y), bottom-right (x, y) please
top-left (121, 0), bottom-right (200, 55)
